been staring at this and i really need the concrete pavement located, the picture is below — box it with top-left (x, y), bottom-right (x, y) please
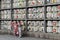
top-left (0, 35), bottom-right (51, 40)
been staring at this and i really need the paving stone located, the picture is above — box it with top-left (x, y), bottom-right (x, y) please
top-left (34, 32), bottom-right (39, 38)
top-left (44, 33), bottom-right (49, 39)
top-left (39, 33), bottom-right (45, 38)
top-left (0, 35), bottom-right (53, 40)
top-left (48, 33), bottom-right (54, 39)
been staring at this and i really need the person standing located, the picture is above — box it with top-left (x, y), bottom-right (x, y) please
top-left (17, 21), bottom-right (22, 38)
top-left (18, 26), bottom-right (22, 38)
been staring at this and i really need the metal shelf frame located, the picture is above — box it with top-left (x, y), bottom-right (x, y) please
top-left (0, 0), bottom-right (1, 29)
top-left (0, 0), bottom-right (60, 33)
